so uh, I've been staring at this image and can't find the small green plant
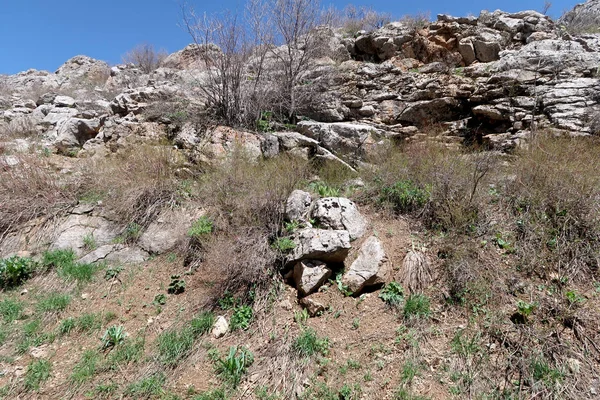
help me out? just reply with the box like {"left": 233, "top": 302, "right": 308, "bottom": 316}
{"left": 36, "top": 292, "right": 71, "bottom": 313}
{"left": 42, "top": 249, "right": 76, "bottom": 270}
{"left": 91, "top": 383, "right": 119, "bottom": 396}
{"left": 230, "top": 305, "right": 253, "bottom": 331}
{"left": 214, "top": 346, "right": 254, "bottom": 388}
{"left": 0, "top": 298, "right": 25, "bottom": 322}
{"left": 82, "top": 233, "right": 97, "bottom": 251}
{"left": 120, "top": 222, "right": 142, "bottom": 243}
{"left": 380, "top": 180, "right": 430, "bottom": 213}
{"left": 189, "top": 216, "right": 214, "bottom": 238}
{"left": 352, "top": 318, "right": 360, "bottom": 330}
{"left": 293, "top": 328, "right": 330, "bottom": 358}
{"left": 339, "top": 383, "right": 362, "bottom": 400}
{"left": 104, "top": 265, "right": 123, "bottom": 280}
{"left": 257, "top": 111, "right": 274, "bottom": 132}
{"left": 106, "top": 336, "right": 145, "bottom": 368}
{"left": 0, "top": 255, "right": 35, "bottom": 288}
{"left": 24, "top": 359, "right": 52, "bottom": 391}
{"left": 294, "top": 309, "right": 309, "bottom": 325}
{"left": 153, "top": 293, "right": 167, "bottom": 306}
{"left": 403, "top": 294, "right": 430, "bottom": 319}
{"left": 566, "top": 290, "right": 584, "bottom": 306}
{"left": 101, "top": 325, "right": 126, "bottom": 349}
{"left": 167, "top": 275, "right": 186, "bottom": 294}
{"left": 71, "top": 350, "right": 101, "bottom": 384}
{"left": 400, "top": 360, "right": 421, "bottom": 385}
{"left": 284, "top": 220, "right": 302, "bottom": 233}
{"left": 125, "top": 373, "right": 166, "bottom": 397}
{"left": 218, "top": 291, "right": 237, "bottom": 310}
{"left": 379, "top": 281, "right": 404, "bottom": 307}
{"left": 335, "top": 273, "right": 352, "bottom": 297}
{"left": 517, "top": 300, "right": 536, "bottom": 319}
{"left": 530, "top": 357, "right": 564, "bottom": 387}
{"left": 309, "top": 181, "right": 340, "bottom": 197}
{"left": 42, "top": 249, "right": 98, "bottom": 282}
{"left": 493, "top": 232, "right": 515, "bottom": 253}
{"left": 272, "top": 237, "right": 296, "bottom": 253}
{"left": 58, "top": 317, "right": 77, "bottom": 335}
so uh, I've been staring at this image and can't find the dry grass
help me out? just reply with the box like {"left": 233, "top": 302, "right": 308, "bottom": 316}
{"left": 0, "top": 155, "right": 80, "bottom": 241}
{"left": 0, "top": 116, "right": 38, "bottom": 140}
{"left": 83, "top": 145, "right": 187, "bottom": 230}
{"left": 399, "top": 250, "right": 432, "bottom": 294}
{"left": 504, "top": 134, "right": 600, "bottom": 280}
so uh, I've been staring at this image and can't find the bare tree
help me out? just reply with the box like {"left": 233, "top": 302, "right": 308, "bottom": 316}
{"left": 122, "top": 43, "right": 168, "bottom": 73}
{"left": 542, "top": 1, "right": 552, "bottom": 15}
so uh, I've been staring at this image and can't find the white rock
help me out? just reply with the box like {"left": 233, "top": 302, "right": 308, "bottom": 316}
{"left": 212, "top": 316, "right": 229, "bottom": 338}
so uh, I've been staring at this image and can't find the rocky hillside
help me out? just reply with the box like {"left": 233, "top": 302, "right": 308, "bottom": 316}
{"left": 1, "top": 2, "right": 600, "bottom": 400}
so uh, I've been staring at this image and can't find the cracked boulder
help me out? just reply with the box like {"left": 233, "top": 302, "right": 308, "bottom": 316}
{"left": 293, "top": 260, "right": 332, "bottom": 297}
{"left": 311, "top": 197, "right": 367, "bottom": 240}
{"left": 287, "top": 228, "right": 351, "bottom": 265}
{"left": 342, "top": 236, "right": 388, "bottom": 295}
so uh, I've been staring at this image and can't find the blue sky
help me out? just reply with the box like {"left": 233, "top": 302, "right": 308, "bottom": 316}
{"left": 0, "top": 0, "right": 581, "bottom": 74}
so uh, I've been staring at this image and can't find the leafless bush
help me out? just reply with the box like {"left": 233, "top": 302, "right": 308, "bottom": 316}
{"left": 183, "top": 0, "right": 329, "bottom": 127}
{"left": 400, "top": 11, "right": 431, "bottom": 31}
{"left": 400, "top": 250, "right": 432, "bottom": 294}
{"left": 332, "top": 4, "right": 392, "bottom": 36}
{"left": 122, "top": 43, "right": 168, "bottom": 74}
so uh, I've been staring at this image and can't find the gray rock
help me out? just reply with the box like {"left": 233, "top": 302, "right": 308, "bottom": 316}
{"left": 55, "top": 118, "right": 101, "bottom": 150}
{"left": 285, "top": 190, "right": 313, "bottom": 223}
{"left": 299, "top": 297, "right": 326, "bottom": 317}
{"left": 297, "top": 121, "right": 384, "bottom": 156}
{"left": 311, "top": 197, "right": 367, "bottom": 240}
{"left": 51, "top": 214, "right": 119, "bottom": 257}
{"left": 53, "top": 95, "right": 76, "bottom": 108}
{"left": 288, "top": 228, "right": 351, "bottom": 265}
{"left": 293, "top": 260, "right": 332, "bottom": 296}
{"left": 212, "top": 316, "right": 228, "bottom": 338}
{"left": 342, "top": 236, "right": 388, "bottom": 295}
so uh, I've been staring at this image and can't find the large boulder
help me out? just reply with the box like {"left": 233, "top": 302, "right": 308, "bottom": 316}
{"left": 293, "top": 260, "right": 332, "bottom": 296}
{"left": 287, "top": 228, "right": 351, "bottom": 265}
{"left": 297, "top": 121, "right": 385, "bottom": 157}
{"left": 342, "top": 236, "right": 388, "bottom": 295}
{"left": 311, "top": 197, "right": 367, "bottom": 240}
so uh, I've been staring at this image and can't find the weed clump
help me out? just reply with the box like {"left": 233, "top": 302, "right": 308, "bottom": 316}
{"left": 0, "top": 256, "right": 35, "bottom": 289}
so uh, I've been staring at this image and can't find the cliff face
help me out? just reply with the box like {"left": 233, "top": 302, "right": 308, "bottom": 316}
{"left": 559, "top": 0, "right": 600, "bottom": 32}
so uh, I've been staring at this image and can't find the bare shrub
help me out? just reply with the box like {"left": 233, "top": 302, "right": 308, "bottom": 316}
{"left": 197, "top": 152, "right": 310, "bottom": 304}
{"left": 122, "top": 43, "right": 168, "bottom": 74}
{"left": 334, "top": 4, "right": 392, "bottom": 36}
{"left": 400, "top": 11, "right": 431, "bottom": 31}
{"left": 83, "top": 145, "right": 185, "bottom": 229}
{"left": 183, "top": 0, "right": 329, "bottom": 127}
{"left": 504, "top": 134, "right": 600, "bottom": 280}
{"left": 0, "top": 156, "right": 80, "bottom": 241}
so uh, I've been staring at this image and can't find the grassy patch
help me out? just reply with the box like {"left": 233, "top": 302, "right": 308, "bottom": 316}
{"left": 124, "top": 373, "right": 166, "bottom": 397}
{"left": 0, "top": 298, "right": 25, "bottom": 322}
{"left": 24, "top": 359, "right": 52, "bottom": 391}
{"left": 71, "top": 350, "right": 101, "bottom": 385}
{"left": 42, "top": 249, "right": 99, "bottom": 282}
{"left": 36, "top": 292, "right": 71, "bottom": 313}
{"left": 214, "top": 346, "right": 254, "bottom": 388}
{"left": 106, "top": 336, "right": 145, "bottom": 369}
{"left": 403, "top": 294, "right": 430, "bottom": 320}
{"left": 292, "top": 328, "right": 330, "bottom": 358}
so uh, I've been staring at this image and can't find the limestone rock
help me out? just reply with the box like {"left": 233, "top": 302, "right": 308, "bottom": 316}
{"left": 54, "top": 117, "right": 102, "bottom": 151}
{"left": 285, "top": 190, "right": 313, "bottom": 223}
{"left": 293, "top": 260, "right": 332, "bottom": 297}
{"left": 342, "top": 236, "right": 388, "bottom": 295}
{"left": 311, "top": 197, "right": 367, "bottom": 240}
{"left": 212, "top": 316, "right": 228, "bottom": 338}
{"left": 288, "top": 228, "right": 351, "bottom": 265}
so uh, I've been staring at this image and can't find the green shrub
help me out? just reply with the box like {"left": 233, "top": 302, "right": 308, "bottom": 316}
{"left": 42, "top": 249, "right": 76, "bottom": 269}
{"left": 104, "top": 265, "right": 123, "bottom": 280}
{"left": 0, "top": 298, "right": 25, "bottom": 322}
{"left": 167, "top": 274, "right": 186, "bottom": 294}
{"left": 189, "top": 216, "right": 214, "bottom": 238}
{"left": 292, "top": 328, "right": 330, "bottom": 358}
{"left": 36, "top": 292, "right": 71, "bottom": 313}
{"left": 308, "top": 181, "right": 340, "bottom": 197}
{"left": 230, "top": 305, "right": 253, "bottom": 331}
{"left": 379, "top": 281, "right": 404, "bottom": 307}
{"left": 403, "top": 294, "right": 430, "bottom": 319}
{"left": 339, "top": 383, "right": 362, "bottom": 400}
{"left": 0, "top": 256, "right": 35, "bottom": 288}
{"left": 379, "top": 180, "right": 430, "bottom": 213}
{"left": 24, "top": 359, "right": 51, "bottom": 391}
{"left": 214, "top": 346, "right": 254, "bottom": 388}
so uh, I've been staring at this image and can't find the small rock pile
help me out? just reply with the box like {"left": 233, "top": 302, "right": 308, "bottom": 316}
{"left": 283, "top": 190, "right": 389, "bottom": 308}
